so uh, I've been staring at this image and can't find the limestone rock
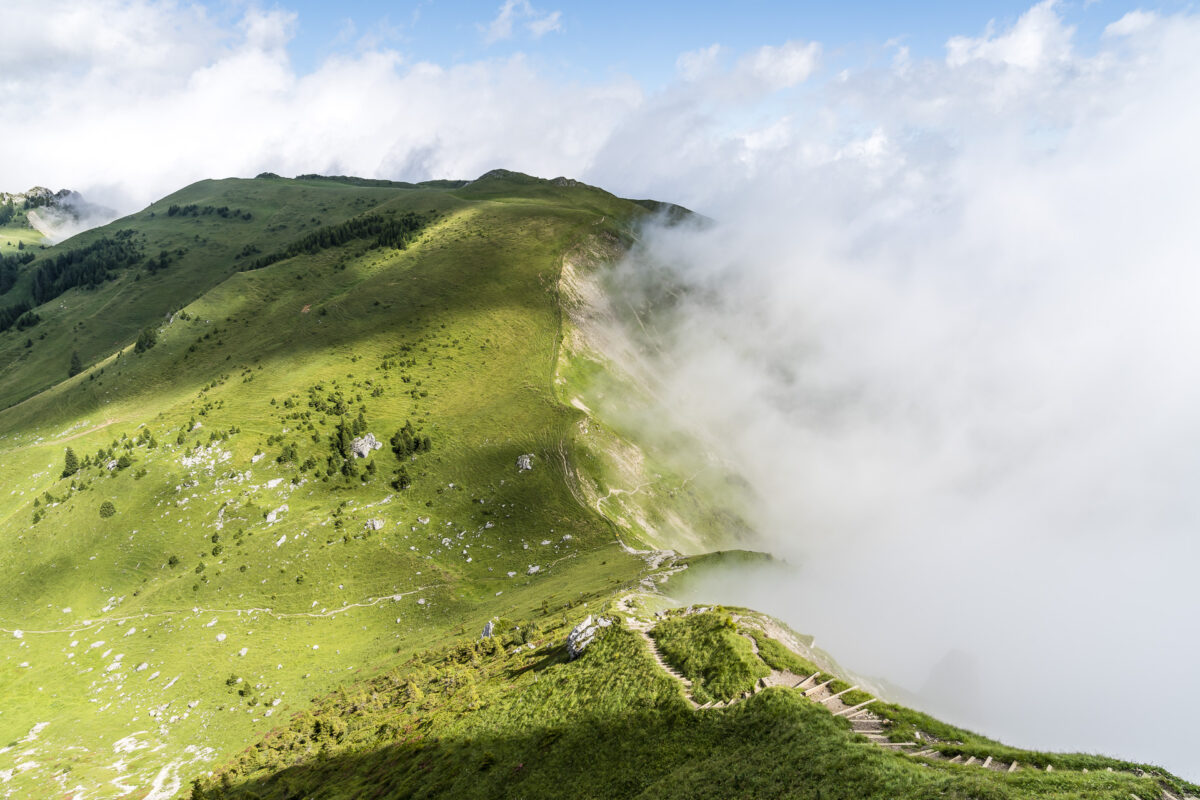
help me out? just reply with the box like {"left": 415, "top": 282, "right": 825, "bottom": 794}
{"left": 481, "top": 620, "right": 495, "bottom": 639}
{"left": 351, "top": 433, "right": 382, "bottom": 458}
{"left": 516, "top": 453, "right": 534, "bottom": 472}
{"left": 566, "top": 615, "right": 611, "bottom": 660}
{"left": 366, "top": 518, "right": 384, "bottom": 531}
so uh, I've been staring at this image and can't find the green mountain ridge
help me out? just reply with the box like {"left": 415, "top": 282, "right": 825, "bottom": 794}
{"left": 0, "top": 172, "right": 1192, "bottom": 800}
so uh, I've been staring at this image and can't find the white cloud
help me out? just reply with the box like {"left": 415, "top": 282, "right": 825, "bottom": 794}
{"left": 584, "top": 4, "right": 1200, "bottom": 782}
{"left": 945, "top": 0, "right": 1073, "bottom": 70}
{"left": 527, "top": 9, "right": 562, "bottom": 38}
{"left": 736, "top": 40, "right": 821, "bottom": 88}
{"left": 676, "top": 43, "right": 724, "bottom": 81}
{"left": 481, "top": 0, "right": 562, "bottom": 44}
{"left": 1105, "top": 9, "right": 1157, "bottom": 37}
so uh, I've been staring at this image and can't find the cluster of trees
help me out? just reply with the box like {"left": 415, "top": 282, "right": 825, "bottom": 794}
{"left": 145, "top": 247, "right": 183, "bottom": 274}
{"left": 243, "top": 211, "right": 426, "bottom": 271}
{"left": 391, "top": 420, "right": 431, "bottom": 459}
{"left": 166, "top": 204, "right": 252, "bottom": 220}
{"left": 390, "top": 420, "right": 431, "bottom": 490}
{"left": 22, "top": 191, "right": 56, "bottom": 210}
{"left": 328, "top": 411, "right": 372, "bottom": 477}
{"left": 30, "top": 229, "right": 143, "bottom": 305}
{"left": 0, "top": 250, "right": 35, "bottom": 294}
{"left": 0, "top": 251, "right": 38, "bottom": 332}
{"left": 0, "top": 301, "right": 31, "bottom": 333}
{"left": 135, "top": 326, "right": 158, "bottom": 353}
{"left": 0, "top": 198, "right": 16, "bottom": 225}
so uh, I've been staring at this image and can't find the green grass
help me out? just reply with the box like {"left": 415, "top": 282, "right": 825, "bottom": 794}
{"left": 0, "top": 224, "right": 44, "bottom": 254}
{"left": 650, "top": 609, "right": 769, "bottom": 704}
{"left": 188, "top": 621, "right": 1178, "bottom": 800}
{"left": 0, "top": 173, "right": 654, "bottom": 797}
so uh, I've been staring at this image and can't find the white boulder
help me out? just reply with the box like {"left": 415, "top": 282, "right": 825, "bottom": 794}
{"left": 566, "top": 615, "right": 611, "bottom": 660}
{"left": 351, "top": 433, "right": 382, "bottom": 459}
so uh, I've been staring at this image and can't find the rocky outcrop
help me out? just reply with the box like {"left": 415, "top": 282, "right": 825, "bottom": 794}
{"left": 352, "top": 433, "right": 382, "bottom": 458}
{"left": 365, "top": 518, "right": 384, "bottom": 531}
{"left": 567, "top": 615, "right": 611, "bottom": 660}
{"left": 516, "top": 454, "right": 534, "bottom": 471}
{"left": 481, "top": 620, "right": 495, "bottom": 639}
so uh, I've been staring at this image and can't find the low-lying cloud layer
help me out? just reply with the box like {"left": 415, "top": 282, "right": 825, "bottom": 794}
{"left": 600, "top": 4, "right": 1200, "bottom": 780}
{"left": 7, "top": 0, "right": 1200, "bottom": 780}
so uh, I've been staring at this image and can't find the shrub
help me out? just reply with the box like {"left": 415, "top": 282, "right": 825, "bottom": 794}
{"left": 99, "top": 501, "right": 116, "bottom": 518}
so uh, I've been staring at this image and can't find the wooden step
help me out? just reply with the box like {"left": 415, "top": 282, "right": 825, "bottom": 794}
{"left": 834, "top": 699, "right": 876, "bottom": 717}
{"left": 820, "top": 685, "right": 860, "bottom": 704}
{"left": 794, "top": 671, "right": 821, "bottom": 689}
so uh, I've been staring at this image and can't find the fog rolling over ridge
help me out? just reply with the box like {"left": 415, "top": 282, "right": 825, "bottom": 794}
{"left": 600, "top": 20, "right": 1200, "bottom": 777}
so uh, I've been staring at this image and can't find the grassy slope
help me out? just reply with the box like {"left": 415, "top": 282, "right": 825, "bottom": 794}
{"left": 189, "top": 613, "right": 1187, "bottom": 800}
{"left": 0, "top": 172, "right": 1193, "bottom": 799}
{"left": 0, "top": 225, "right": 44, "bottom": 255}
{"left": 0, "top": 177, "right": 417, "bottom": 410}
{"left": 0, "top": 173, "right": 649, "bottom": 798}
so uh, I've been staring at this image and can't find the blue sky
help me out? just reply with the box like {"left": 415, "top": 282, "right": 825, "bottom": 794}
{"left": 215, "top": 0, "right": 1183, "bottom": 83}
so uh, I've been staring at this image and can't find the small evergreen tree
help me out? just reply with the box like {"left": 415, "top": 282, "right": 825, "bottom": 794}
{"left": 134, "top": 326, "right": 157, "bottom": 353}
{"left": 62, "top": 447, "right": 79, "bottom": 478}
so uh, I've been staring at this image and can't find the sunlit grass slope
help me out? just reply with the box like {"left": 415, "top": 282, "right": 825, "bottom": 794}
{"left": 0, "top": 171, "right": 652, "bottom": 797}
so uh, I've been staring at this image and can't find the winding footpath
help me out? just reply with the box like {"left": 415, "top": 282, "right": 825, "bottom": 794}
{"left": 619, "top": 603, "right": 1196, "bottom": 800}
{"left": 0, "top": 583, "right": 447, "bottom": 636}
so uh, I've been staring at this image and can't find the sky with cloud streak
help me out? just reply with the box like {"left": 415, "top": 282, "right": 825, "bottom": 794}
{"left": 5, "top": 0, "right": 1200, "bottom": 780}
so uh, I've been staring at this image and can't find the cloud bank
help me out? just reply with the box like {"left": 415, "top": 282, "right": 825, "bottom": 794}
{"left": 597, "top": 2, "right": 1200, "bottom": 780}
{"left": 6, "top": 0, "right": 1200, "bottom": 780}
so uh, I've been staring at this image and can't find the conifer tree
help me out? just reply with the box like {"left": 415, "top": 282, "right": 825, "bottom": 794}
{"left": 62, "top": 447, "right": 79, "bottom": 478}
{"left": 68, "top": 350, "right": 82, "bottom": 377}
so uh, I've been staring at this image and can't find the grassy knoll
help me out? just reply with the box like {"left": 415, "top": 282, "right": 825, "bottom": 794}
{"left": 651, "top": 609, "right": 769, "bottom": 703}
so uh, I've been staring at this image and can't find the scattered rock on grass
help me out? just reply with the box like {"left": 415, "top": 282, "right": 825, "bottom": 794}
{"left": 567, "top": 615, "right": 611, "bottom": 659}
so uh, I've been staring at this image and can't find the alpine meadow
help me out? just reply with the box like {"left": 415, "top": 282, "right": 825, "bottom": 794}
{"left": 0, "top": 171, "right": 1192, "bottom": 799}
{"left": 5, "top": 1, "right": 1200, "bottom": 798}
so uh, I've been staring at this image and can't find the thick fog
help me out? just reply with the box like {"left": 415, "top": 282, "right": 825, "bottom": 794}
{"left": 598, "top": 7, "right": 1200, "bottom": 780}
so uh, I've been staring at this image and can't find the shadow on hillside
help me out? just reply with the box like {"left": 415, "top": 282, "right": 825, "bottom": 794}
{"left": 186, "top": 686, "right": 1147, "bottom": 800}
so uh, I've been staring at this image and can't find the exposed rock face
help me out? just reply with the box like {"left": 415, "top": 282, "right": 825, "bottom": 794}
{"left": 351, "top": 433, "right": 382, "bottom": 458}
{"left": 366, "top": 518, "right": 384, "bottom": 531}
{"left": 481, "top": 620, "right": 495, "bottom": 639}
{"left": 516, "top": 454, "right": 534, "bottom": 472}
{"left": 567, "top": 615, "right": 611, "bottom": 660}
{"left": 266, "top": 504, "right": 288, "bottom": 524}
